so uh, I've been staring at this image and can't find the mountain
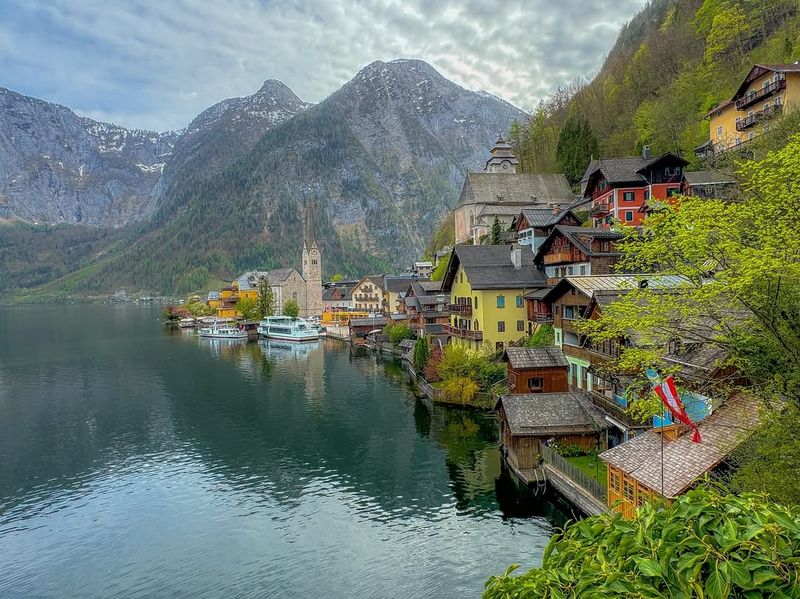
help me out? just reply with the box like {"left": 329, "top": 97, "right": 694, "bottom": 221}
{"left": 0, "top": 87, "right": 178, "bottom": 226}
{"left": 6, "top": 58, "right": 525, "bottom": 296}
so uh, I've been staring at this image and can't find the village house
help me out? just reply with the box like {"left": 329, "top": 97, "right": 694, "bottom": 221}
{"left": 501, "top": 346, "right": 569, "bottom": 394}
{"left": 349, "top": 316, "right": 389, "bottom": 345}
{"left": 384, "top": 275, "right": 422, "bottom": 314}
{"left": 600, "top": 396, "right": 760, "bottom": 518}
{"left": 682, "top": 170, "right": 739, "bottom": 199}
{"left": 440, "top": 244, "right": 548, "bottom": 351}
{"left": 696, "top": 63, "right": 800, "bottom": 158}
{"left": 454, "top": 137, "right": 574, "bottom": 245}
{"left": 351, "top": 276, "right": 386, "bottom": 313}
{"left": 581, "top": 149, "right": 689, "bottom": 227}
{"left": 533, "top": 225, "right": 624, "bottom": 286}
{"left": 497, "top": 392, "right": 610, "bottom": 477}
{"left": 322, "top": 280, "right": 357, "bottom": 313}
{"left": 511, "top": 206, "right": 582, "bottom": 254}
{"left": 410, "top": 261, "right": 434, "bottom": 277}
{"left": 400, "top": 279, "right": 450, "bottom": 336}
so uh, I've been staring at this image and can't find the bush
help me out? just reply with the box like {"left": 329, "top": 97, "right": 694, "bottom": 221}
{"left": 440, "top": 376, "right": 479, "bottom": 405}
{"left": 424, "top": 346, "right": 443, "bottom": 382}
{"left": 412, "top": 336, "right": 430, "bottom": 371}
{"left": 283, "top": 299, "right": 300, "bottom": 318}
{"left": 384, "top": 322, "right": 413, "bottom": 345}
{"left": 525, "top": 324, "right": 555, "bottom": 347}
{"left": 436, "top": 344, "right": 505, "bottom": 392}
{"left": 236, "top": 297, "right": 260, "bottom": 320}
{"left": 186, "top": 301, "right": 213, "bottom": 317}
{"left": 163, "top": 305, "right": 189, "bottom": 321}
{"left": 484, "top": 487, "right": 800, "bottom": 598}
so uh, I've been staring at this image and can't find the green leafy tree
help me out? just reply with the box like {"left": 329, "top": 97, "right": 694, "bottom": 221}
{"left": 236, "top": 296, "right": 260, "bottom": 320}
{"left": 412, "top": 336, "right": 430, "bottom": 371}
{"left": 257, "top": 279, "right": 275, "bottom": 318}
{"left": 556, "top": 116, "right": 599, "bottom": 185}
{"left": 524, "top": 324, "right": 555, "bottom": 347}
{"left": 484, "top": 487, "right": 800, "bottom": 598}
{"left": 430, "top": 253, "right": 449, "bottom": 281}
{"left": 384, "top": 322, "right": 413, "bottom": 345}
{"left": 329, "top": 273, "right": 345, "bottom": 282}
{"left": 186, "top": 301, "right": 213, "bottom": 317}
{"left": 283, "top": 299, "right": 300, "bottom": 318}
{"left": 489, "top": 216, "right": 503, "bottom": 245}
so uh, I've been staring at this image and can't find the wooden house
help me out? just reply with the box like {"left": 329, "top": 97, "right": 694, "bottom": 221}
{"left": 400, "top": 279, "right": 451, "bottom": 336}
{"left": 502, "top": 347, "right": 569, "bottom": 394}
{"left": 349, "top": 316, "right": 389, "bottom": 344}
{"left": 600, "top": 396, "right": 760, "bottom": 518}
{"left": 533, "top": 225, "right": 623, "bottom": 286}
{"left": 497, "top": 392, "right": 610, "bottom": 473}
{"left": 511, "top": 206, "right": 582, "bottom": 253}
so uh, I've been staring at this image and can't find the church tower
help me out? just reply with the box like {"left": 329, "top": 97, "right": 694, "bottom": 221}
{"left": 302, "top": 239, "right": 323, "bottom": 317}
{"left": 484, "top": 134, "right": 520, "bottom": 173}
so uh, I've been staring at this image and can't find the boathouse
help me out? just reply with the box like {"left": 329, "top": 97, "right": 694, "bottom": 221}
{"left": 502, "top": 346, "right": 569, "bottom": 394}
{"left": 497, "top": 392, "right": 609, "bottom": 473}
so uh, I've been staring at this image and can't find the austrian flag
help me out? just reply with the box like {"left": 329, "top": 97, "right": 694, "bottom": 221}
{"left": 651, "top": 375, "right": 702, "bottom": 443}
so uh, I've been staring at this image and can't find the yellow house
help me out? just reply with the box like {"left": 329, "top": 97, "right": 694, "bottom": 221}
{"left": 700, "top": 63, "right": 800, "bottom": 156}
{"left": 441, "top": 245, "right": 548, "bottom": 351}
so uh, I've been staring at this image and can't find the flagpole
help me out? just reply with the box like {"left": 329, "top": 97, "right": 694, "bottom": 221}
{"left": 660, "top": 407, "right": 665, "bottom": 498}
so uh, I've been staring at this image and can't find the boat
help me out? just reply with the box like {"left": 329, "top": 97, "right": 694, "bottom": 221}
{"left": 197, "top": 322, "right": 248, "bottom": 339}
{"left": 178, "top": 317, "right": 196, "bottom": 328}
{"left": 257, "top": 316, "right": 320, "bottom": 341}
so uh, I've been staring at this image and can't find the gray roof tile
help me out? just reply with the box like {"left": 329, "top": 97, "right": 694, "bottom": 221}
{"left": 503, "top": 347, "right": 569, "bottom": 369}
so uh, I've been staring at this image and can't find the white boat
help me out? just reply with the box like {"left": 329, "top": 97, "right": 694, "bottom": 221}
{"left": 257, "top": 316, "right": 320, "bottom": 341}
{"left": 197, "top": 322, "right": 248, "bottom": 339}
{"left": 178, "top": 317, "right": 196, "bottom": 328}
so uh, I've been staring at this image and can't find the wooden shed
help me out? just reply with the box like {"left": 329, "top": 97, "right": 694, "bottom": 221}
{"left": 497, "top": 392, "right": 610, "bottom": 472}
{"left": 502, "top": 346, "right": 569, "bottom": 394}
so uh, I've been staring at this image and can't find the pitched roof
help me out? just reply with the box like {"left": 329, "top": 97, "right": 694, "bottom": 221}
{"left": 533, "top": 225, "right": 623, "bottom": 264}
{"left": 540, "top": 274, "right": 689, "bottom": 304}
{"left": 443, "top": 244, "right": 547, "bottom": 290}
{"left": 398, "top": 339, "right": 416, "bottom": 350}
{"left": 384, "top": 275, "right": 425, "bottom": 293}
{"left": 498, "top": 392, "right": 610, "bottom": 436}
{"left": 457, "top": 172, "right": 574, "bottom": 207}
{"left": 322, "top": 285, "right": 354, "bottom": 301}
{"left": 515, "top": 207, "right": 579, "bottom": 229}
{"left": 600, "top": 396, "right": 761, "bottom": 497}
{"left": 684, "top": 170, "right": 737, "bottom": 186}
{"left": 580, "top": 153, "right": 688, "bottom": 194}
{"left": 419, "top": 280, "right": 442, "bottom": 293}
{"left": 350, "top": 317, "right": 389, "bottom": 327}
{"left": 503, "top": 347, "right": 569, "bottom": 369}
{"left": 733, "top": 63, "right": 800, "bottom": 98}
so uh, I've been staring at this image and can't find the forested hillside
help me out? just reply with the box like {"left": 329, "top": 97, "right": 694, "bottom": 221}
{"left": 511, "top": 0, "right": 800, "bottom": 179}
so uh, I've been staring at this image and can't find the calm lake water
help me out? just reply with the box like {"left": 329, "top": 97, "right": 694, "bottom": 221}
{"left": 0, "top": 305, "right": 559, "bottom": 598}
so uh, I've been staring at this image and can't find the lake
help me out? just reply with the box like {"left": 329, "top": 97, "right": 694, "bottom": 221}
{"left": 0, "top": 305, "right": 559, "bottom": 598}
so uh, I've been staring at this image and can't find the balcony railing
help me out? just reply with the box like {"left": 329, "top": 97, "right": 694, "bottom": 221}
{"left": 589, "top": 391, "right": 647, "bottom": 429}
{"left": 736, "top": 103, "right": 783, "bottom": 131}
{"left": 592, "top": 202, "right": 611, "bottom": 216}
{"left": 449, "top": 304, "right": 472, "bottom": 316}
{"left": 442, "top": 324, "right": 483, "bottom": 341}
{"left": 735, "top": 78, "right": 786, "bottom": 110}
{"left": 543, "top": 249, "right": 573, "bottom": 265}
{"left": 535, "top": 313, "right": 553, "bottom": 323}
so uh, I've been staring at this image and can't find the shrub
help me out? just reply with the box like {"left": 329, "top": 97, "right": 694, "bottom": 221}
{"left": 440, "top": 376, "right": 479, "bottom": 406}
{"left": 283, "top": 299, "right": 300, "bottom": 318}
{"left": 384, "top": 322, "right": 413, "bottom": 345}
{"left": 412, "top": 336, "right": 430, "bottom": 371}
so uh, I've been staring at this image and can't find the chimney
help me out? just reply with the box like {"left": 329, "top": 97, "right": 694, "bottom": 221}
{"left": 642, "top": 145, "right": 651, "bottom": 160}
{"left": 511, "top": 246, "right": 522, "bottom": 270}
{"left": 552, "top": 205, "right": 561, "bottom": 215}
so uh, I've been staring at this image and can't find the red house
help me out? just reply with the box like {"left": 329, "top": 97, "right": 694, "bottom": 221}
{"left": 581, "top": 149, "right": 688, "bottom": 227}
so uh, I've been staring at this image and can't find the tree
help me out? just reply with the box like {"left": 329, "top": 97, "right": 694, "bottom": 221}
{"left": 430, "top": 253, "right": 449, "bottom": 281}
{"left": 412, "top": 336, "right": 430, "bottom": 371}
{"left": 524, "top": 324, "right": 554, "bottom": 347}
{"left": 330, "top": 273, "right": 345, "bottom": 282}
{"left": 578, "top": 134, "right": 800, "bottom": 502}
{"left": 283, "top": 299, "right": 300, "bottom": 318}
{"left": 489, "top": 216, "right": 503, "bottom": 245}
{"left": 236, "top": 296, "right": 260, "bottom": 320}
{"left": 484, "top": 487, "right": 800, "bottom": 598}
{"left": 162, "top": 305, "right": 189, "bottom": 321}
{"left": 257, "top": 279, "right": 275, "bottom": 318}
{"left": 556, "top": 116, "right": 599, "bottom": 186}
{"left": 384, "top": 322, "right": 412, "bottom": 345}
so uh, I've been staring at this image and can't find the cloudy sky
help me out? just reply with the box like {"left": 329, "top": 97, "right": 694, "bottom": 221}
{"left": 0, "top": 0, "right": 646, "bottom": 132}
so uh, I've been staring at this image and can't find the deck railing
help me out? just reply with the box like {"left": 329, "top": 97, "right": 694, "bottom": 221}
{"left": 735, "top": 78, "right": 785, "bottom": 110}
{"left": 442, "top": 324, "right": 483, "bottom": 340}
{"left": 539, "top": 444, "right": 607, "bottom": 503}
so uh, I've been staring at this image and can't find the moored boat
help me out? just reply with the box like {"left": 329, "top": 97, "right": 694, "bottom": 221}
{"left": 257, "top": 316, "right": 320, "bottom": 341}
{"left": 197, "top": 322, "right": 248, "bottom": 339}
{"left": 178, "top": 317, "right": 196, "bottom": 328}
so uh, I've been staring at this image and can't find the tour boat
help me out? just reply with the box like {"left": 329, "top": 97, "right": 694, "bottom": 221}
{"left": 197, "top": 322, "right": 248, "bottom": 339}
{"left": 178, "top": 317, "right": 196, "bottom": 328}
{"left": 257, "top": 316, "right": 320, "bottom": 341}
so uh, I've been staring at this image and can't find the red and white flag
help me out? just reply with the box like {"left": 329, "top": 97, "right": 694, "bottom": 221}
{"left": 651, "top": 375, "right": 701, "bottom": 443}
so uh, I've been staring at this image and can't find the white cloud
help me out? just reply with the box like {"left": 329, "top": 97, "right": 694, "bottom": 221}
{"left": 0, "top": 0, "right": 647, "bottom": 131}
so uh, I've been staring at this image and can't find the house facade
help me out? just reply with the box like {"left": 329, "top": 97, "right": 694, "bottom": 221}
{"left": 581, "top": 151, "right": 688, "bottom": 227}
{"left": 351, "top": 276, "right": 386, "bottom": 313}
{"left": 533, "top": 225, "right": 623, "bottom": 285}
{"left": 502, "top": 347, "right": 569, "bottom": 394}
{"left": 441, "top": 245, "right": 547, "bottom": 351}
{"left": 700, "top": 63, "right": 800, "bottom": 156}
{"left": 511, "top": 207, "right": 582, "bottom": 253}
{"left": 401, "top": 280, "right": 450, "bottom": 336}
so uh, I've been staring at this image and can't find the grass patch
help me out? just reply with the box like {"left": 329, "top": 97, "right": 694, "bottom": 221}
{"left": 566, "top": 455, "right": 607, "bottom": 488}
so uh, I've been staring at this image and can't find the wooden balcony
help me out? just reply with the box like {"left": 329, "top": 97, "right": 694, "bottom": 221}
{"left": 449, "top": 304, "right": 472, "bottom": 317}
{"left": 535, "top": 313, "right": 553, "bottom": 323}
{"left": 589, "top": 391, "right": 648, "bottom": 430}
{"left": 736, "top": 103, "right": 783, "bottom": 131}
{"left": 543, "top": 250, "right": 574, "bottom": 265}
{"left": 736, "top": 78, "right": 786, "bottom": 110}
{"left": 442, "top": 324, "right": 483, "bottom": 341}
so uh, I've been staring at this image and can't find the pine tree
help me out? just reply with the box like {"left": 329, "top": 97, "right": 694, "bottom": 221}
{"left": 556, "top": 116, "right": 599, "bottom": 186}
{"left": 257, "top": 279, "right": 275, "bottom": 318}
{"left": 489, "top": 216, "right": 503, "bottom": 245}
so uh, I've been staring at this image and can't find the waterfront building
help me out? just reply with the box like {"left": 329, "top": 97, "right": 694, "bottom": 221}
{"left": 600, "top": 396, "right": 760, "bottom": 518}
{"left": 400, "top": 279, "right": 450, "bottom": 336}
{"left": 501, "top": 347, "right": 569, "bottom": 394}
{"left": 696, "top": 63, "right": 800, "bottom": 158}
{"left": 351, "top": 276, "right": 387, "bottom": 313}
{"left": 322, "top": 280, "right": 358, "bottom": 313}
{"left": 440, "top": 244, "right": 547, "bottom": 351}
{"left": 454, "top": 137, "right": 573, "bottom": 245}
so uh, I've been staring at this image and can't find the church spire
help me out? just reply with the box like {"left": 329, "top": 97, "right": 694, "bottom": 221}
{"left": 484, "top": 134, "right": 519, "bottom": 173}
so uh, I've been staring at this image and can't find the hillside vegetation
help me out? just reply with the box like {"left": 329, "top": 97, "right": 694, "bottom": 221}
{"left": 511, "top": 0, "right": 800, "bottom": 176}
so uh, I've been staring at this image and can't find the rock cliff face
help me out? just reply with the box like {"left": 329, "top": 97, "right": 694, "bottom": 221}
{"left": 0, "top": 87, "right": 178, "bottom": 225}
{"left": 0, "top": 59, "right": 527, "bottom": 293}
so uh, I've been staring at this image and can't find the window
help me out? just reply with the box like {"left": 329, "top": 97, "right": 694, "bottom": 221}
{"left": 460, "top": 272, "right": 463, "bottom": 284}
{"left": 496, "top": 295, "right": 505, "bottom": 308}
{"left": 311, "top": 259, "right": 317, "bottom": 265}
{"left": 610, "top": 469, "right": 621, "bottom": 493}
{"left": 516, "top": 320, "right": 524, "bottom": 332}
{"left": 716, "top": 125, "right": 723, "bottom": 138}
{"left": 497, "top": 321, "right": 505, "bottom": 332}
{"left": 735, "top": 136, "right": 742, "bottom": 146}
{"left": 564, "top": 305, "right": 575, "bottom": 319}
{"left": 495, "top": 342, "right": 504, "bottom": 351}
{"left": 666, "top": 187, "right": 680, "bottom": 197}
{"left": 623, "top": 479, "right": 635, "bottom": 503}
{"left": 474, "top": 296, "right": 479, "bottom": 309}
{"left": 748, "top": 131, "right": 755, "bottom": 141}
{"left": 579, "top": 265, "right": 587, "bottom": 275}
{"left": 527, "top": 377, "right": 544, "bottom": 391}
{"left": 515, "top": 295, "right": 523, "bottom": 308}
{"left": 625, "top": 211, "right": 634, "bottom": 222}
{"left": 623, "top": 191, "right": 635, "bottom": 202}
{"left": 292, "top": 291, "right": 297, "bottom": 301}
{"left": 567, "top": 266, "right": 574, "bottom": 276}
{"left": 644, "top": 188, "right": 650, "bottom": 201}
